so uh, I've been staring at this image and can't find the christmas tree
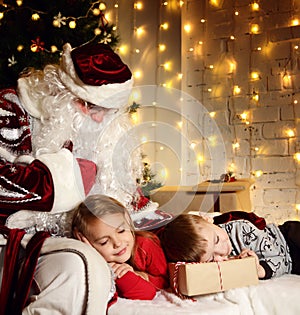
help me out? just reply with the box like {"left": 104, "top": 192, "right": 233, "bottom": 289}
{"left": 0, "top": 0, "right": 118, "bottom": 88}
{"left": 138, "top": 162, "right": 163, "bottom": 198}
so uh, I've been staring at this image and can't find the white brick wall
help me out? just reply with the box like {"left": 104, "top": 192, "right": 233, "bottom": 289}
{"left": 182, "top": 0, "right": 300, "bottom": 222}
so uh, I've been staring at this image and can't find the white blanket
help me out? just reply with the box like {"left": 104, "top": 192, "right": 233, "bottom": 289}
{"left": 108, "top": 274, "right": 300, "bottom": 315}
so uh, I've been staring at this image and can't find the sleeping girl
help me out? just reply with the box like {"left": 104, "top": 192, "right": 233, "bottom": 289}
{"left": 72, "top": 194, "right": 169, "bottom": 305}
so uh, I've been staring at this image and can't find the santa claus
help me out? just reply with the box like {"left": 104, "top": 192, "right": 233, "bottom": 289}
{"left": 0, "top": 42, "right": 138, "bottom": 228}
{"left": 0, "top": 42, "right": 137, "bottom": 314}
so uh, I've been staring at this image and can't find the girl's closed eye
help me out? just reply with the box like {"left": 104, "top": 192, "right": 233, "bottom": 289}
{"left": 99, "top": 238, "right": 109, "bottom": 246}
{"left": 215, "top": 235, "right": 219, "bottom": 245}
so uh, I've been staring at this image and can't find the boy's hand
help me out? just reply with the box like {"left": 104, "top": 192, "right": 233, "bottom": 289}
{"left": 109, "top": 262, "right": 134, "bottom": 278}
{"left": 238, "top": 248, "right": 266, "bottom": 278}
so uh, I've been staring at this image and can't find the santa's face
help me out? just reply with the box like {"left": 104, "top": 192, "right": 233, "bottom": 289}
{"left": 74, "top": 99, "right": 112, "bottom": 123}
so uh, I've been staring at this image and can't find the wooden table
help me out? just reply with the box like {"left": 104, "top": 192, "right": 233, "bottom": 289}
{"left": 151, "top": 179, "right": 253, "bottom": 214}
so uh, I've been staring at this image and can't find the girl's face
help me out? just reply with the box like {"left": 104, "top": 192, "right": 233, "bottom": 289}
{"left": 199, "top": 221, "right": 232, "bottom": 263}
{"left": 84, "top": 213, "right": 134, "bottom": 263}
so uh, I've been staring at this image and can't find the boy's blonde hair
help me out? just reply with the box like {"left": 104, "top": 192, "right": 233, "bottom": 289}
{"left": 159, "top": 214, "right": 209, "bottom": 262}
{"left": 71, "top": 194, "right": 135, "bottom": 239}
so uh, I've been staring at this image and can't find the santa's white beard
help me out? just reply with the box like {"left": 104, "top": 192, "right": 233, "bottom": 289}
{"left": 34, "top": 107, "right": 140, "bottom": 208}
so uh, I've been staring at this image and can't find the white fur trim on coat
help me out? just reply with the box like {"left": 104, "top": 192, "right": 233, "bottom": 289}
{"left": 37, "top": 148, "right": 85, "bottom": 213}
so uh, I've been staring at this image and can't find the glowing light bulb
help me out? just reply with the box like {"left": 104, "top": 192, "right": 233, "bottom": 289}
{"left": 31, "top": 13, "right": 40, "bottom": 21}
{"left": 235, "top": 11, "right": 239, "bottom": 15}
{"left": 292, "top": 19, "right": 299, "bottom": 26}
{"left": 118, "top": 45, "right": 128, "bottom": 55}
{"left": 136, "top": 27, "right": 144, "bottom": 36}
{"left": 99, "top": 2, "right": 106, "bottom": 10}
{"left": 179, "top": 1, "right": 184, "bottom": 7}
{"left": 294, "top": 152, "right": 300, "bottom": 161}
{"left": 177, "top": 121, "right": 183, "bottom": 129}
{"left": 184, "top": 24, "right": 191, "bottom": 33}
{"left": 197, "top": 155, "right": 204, "bottom": 162}
{"left": 161, "top": 22, "right": 169, "bottom": 30}
{"left": 94, "top": 28, "right": 101, "bottom": 35}
{"left": 190, "top": 142, "right": 196, "bottom": 150}
{"left": 253, "top": 93, "right": 259, "bottom": 102}
{"left": 251, "top": 3, "right": 259, "bottom": 11}
{"left": 163, "top": 61, "right": 171, "bottom": 71}
{"left": 240, "top": 112, "right": 248, "bottom": 120}
{"left": 93, "top": 8, "right": 100, "bottom": 16}
{"left": 251, "top": 71, "right": 260, "bottom": 80}
{"left": 17, "top": 45, "right": 24, "bottom": 52}
{"left": 177, "top": 73, "right": 183, "bottom": 79}
{"left": 232, "top": 142, "right": 240, "bottom": 149}
{"left": 134, "top": 70, "right": 142, "bottom": 79}
{"left": 200, "top": 19, "right": 206, "bottom": 23}
{"left": 286, "top": 129, "right": 295, "bottom": 137}
{"left": 51, "top": 46, "right": 58, "bottom": 53}
{"left": 0, "top": 13, "right": 3, "bottom": 20}
{"left": 294, "top": 100, "right": 298, "bottom": 104}
{"left": 233, "top": 85, "right": 241, "bottom": 95}
{"left": 250, "top": 24, "right": 259, "bottom": 34}
{"left": 159, "top": 44, "right": 166, "bottom": 52}
{"left": 69, "top": 20, "right": 76, "bottom": 29}
{"left": 16, "top": 0, "right": 23, "bottom": 5}
{"left": 134, "top": 2, "right": 143, "bottom": 10}
{"left": 209, "top": 111, "right": 216, "bottom": 118}
{"left": 254, "top": 170, "right": 263, "bottom": 177}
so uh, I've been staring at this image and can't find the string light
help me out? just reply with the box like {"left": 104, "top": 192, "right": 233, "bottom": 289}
{"left": 251, "top": 2, "right": 259, "bottom": 11}
{"left": 233, "top": 85, "right": 241, "bottom": 95}
{"left": 254, "top": 170, "right": 263, "bottom": 177}
{"left": 69, "top": 20, "right": 76, "bottom": 29}
{"left": 294, "top": 153, "right": 300, "bottom": 162}
{"left": 250, "top": 24, "right": 260, "bottom": 34}
{"left": 134, "top": 2, "right": 143, "bottom": 10}
{"left": 160, "top": 22, "right": 169, "bottom": 30}
{"left": 99, "top": 2, "right": 107, "bottom": 10}
{"left": 31, "top": 13, "right": 40, "bottom": 21}
{"left": 286, "top": 129, "right": 295, "bottom": 138}
{"left": 159, "top": 44, "right": 166, "bottom": 51}
{"left": 250, "top": 71, "right": 260, "bottom": 80}
{"left": 184, "top": 24, "right": 191, "bottom": 33}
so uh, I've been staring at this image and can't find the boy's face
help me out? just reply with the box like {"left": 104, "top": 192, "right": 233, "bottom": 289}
{"left": 199, "top": 221, "right": 232, "bottom": 263}
{"left": 84, "top": 213, "right": 134, "bottom": 263}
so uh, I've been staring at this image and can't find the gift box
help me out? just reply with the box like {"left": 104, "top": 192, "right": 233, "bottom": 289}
{"left": 169, "top": 256, "right": 259, "bottom": 297}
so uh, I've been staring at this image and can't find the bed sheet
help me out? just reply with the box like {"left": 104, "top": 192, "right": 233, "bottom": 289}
{"left": 108, "top": 274, "right": 300, "bottom": 315}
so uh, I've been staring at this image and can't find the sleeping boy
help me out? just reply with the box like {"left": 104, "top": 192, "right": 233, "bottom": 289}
{"left": 159, "top": 212, "right": 300, "bottom": 279}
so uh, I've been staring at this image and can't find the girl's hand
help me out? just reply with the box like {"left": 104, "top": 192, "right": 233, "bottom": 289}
{"left": 109, "top": 262, "right": 134, "bottom": 278}
{"left": 238, "top": 248, "right": 266, "bottom": 278}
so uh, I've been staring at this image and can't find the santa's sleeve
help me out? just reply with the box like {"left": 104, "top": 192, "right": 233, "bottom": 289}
{"left": 0, "top": 148, "right": 96, "bottom": 224}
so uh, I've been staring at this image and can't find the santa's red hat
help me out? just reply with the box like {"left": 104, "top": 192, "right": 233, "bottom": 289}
{"left": 58, "top": 42, "right": 133, "bottom": 109}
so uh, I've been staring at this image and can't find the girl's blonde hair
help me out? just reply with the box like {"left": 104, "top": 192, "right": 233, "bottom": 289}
{"left": 72, "top": 194, "right": 159, "bottom": 269}
{"left": 159, "top": 214, "right": 209, "bottom": 262}
{"left": 71, "top": 194, "right": 135, "bottom": 240}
